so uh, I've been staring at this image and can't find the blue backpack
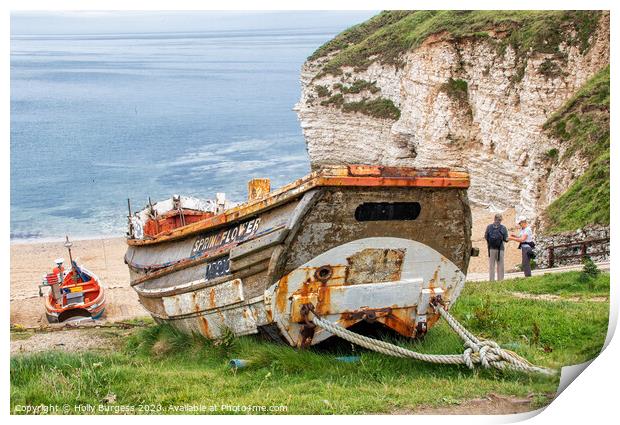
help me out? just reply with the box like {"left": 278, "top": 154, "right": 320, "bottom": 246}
{"left": 488, "top": 225, "right": 504, "bottom": 250}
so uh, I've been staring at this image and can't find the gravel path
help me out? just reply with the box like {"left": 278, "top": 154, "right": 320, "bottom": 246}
{"left": 10, "top": 328, "right": 129, "bottom": 355}
{"left": 467, "top": 262, "right": 610, "bottom": 282}
{"left": 395, "top": 393, "right": 552, "bottom": 415}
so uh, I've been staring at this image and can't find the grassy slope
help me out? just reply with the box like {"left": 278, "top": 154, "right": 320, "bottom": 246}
{"left": 11, "top": 271, "right": 609, "bottom": 414}
{"left": 310, "top": 11, "right": 601, "bottom": 76}
{"left": 543, "top": 66, "right": 610, "bottom": 233}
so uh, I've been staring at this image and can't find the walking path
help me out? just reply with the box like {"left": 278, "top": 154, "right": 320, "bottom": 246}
{"left": 466, "top": 262, "right": 610, "bottom": 282}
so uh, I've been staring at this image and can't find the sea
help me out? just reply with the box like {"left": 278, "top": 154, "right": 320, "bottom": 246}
{"left": 10, "top": 26, "right": 343, "bottom": 242}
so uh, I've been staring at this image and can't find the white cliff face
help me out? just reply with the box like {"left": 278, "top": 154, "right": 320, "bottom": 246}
{"left": 296, "top": 14, "right": 609, "bottom": 223}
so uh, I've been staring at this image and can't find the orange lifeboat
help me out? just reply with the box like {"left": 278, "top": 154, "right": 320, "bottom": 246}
{"left": 39, "top": 237, "right": 106, "bottom": 323}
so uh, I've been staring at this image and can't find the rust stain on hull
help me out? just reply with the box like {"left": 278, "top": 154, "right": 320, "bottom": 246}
{"left": 209, "top": 288, "right": 216, "bottom": 309}
{"left": 316, "top": 281, "right": 331, "bottom": 317}
{"left": 198, "top": 315, "right": 211, "bottom": 338}
{"left": 381, "top": 308, "right": 417, "bottom": 337}
{"left": 275, "top": 274, "right": 289, "bottom": 313}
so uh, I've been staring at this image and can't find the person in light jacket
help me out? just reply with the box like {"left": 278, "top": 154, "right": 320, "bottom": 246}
{"left": 509, "top": 216, "right": 535, "bottom": 277}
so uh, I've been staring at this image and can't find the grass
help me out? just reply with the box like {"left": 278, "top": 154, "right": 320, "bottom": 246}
{"left": 310, "top": 11, "right": 603, "bottom": 77}
{"left": 544, "top": 153, "right": 610, "bottom": 233}
{"left": 545, "top": 148, "right": 559, "bottom": 161}
{"left": 10, "top": 330, "right": 34, "bottom": 341}
{"left": 341, "top": 98, "right": 401, "bottom": 120}
{"left": 538, "top": 58, "right": 565, "bottom": 79}
{"left": 456, "top": 272, "right": 609, "bottom": 363}
{"left": 314, "top": 76, "right": 399, "bottom": 120}
{"left": 544, "top": 66, "right": 610, "bottom": 162}
{"left": 495, "top": 270, "right": 608, "bottom": 298}
{"left": 440, "top": 78, "right": 469, "bottom": 104}
{"left": 333, "top": 79, "right": 381, "bottom": 94}
{"left": 543, "top": 66, "right": 610, "bottom": 233}
{"left": 319, "top": 94, "right": 401, "bottom": 120}
{"left": 11, "top": 271, "right": 609, "bottom": 414}
{"left": 314, "top": 84, "right": 330, "bottom": 98}
{"left": 320, "top": 93, "right": 344, "bottom": 107}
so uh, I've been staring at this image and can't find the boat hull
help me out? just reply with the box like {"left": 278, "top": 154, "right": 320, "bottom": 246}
{"left": 126, "top": 176, "right": 472, "bottom": 346}
{"left": 44, "top": 267, "right": 106, "bottom": 323}
{"left": 46, "top": 305, "right": 106, "bottom": 324}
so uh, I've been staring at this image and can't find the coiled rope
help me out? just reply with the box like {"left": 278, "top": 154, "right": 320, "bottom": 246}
{"left": 309, "top": 303, "right": 556, "bottom": 375}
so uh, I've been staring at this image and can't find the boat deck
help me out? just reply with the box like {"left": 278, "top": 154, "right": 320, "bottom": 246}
{"left": 127, "top": 165, "right": 469, "bottom": 246}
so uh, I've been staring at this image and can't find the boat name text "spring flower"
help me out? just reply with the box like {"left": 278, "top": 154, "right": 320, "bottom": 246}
{"left": 190, "top": 218, "right": 261, "bottom": 256}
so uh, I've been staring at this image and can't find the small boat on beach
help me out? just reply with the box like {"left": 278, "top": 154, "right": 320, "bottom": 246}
{"left": 125, "top": 165, "right": 473, "bottom": 347}
{"left": 39, "top": 237, "right": 106, "bottom": 323}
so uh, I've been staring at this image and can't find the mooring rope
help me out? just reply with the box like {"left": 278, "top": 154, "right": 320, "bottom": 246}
{"left": 310, "top": 303, "right": 556, "bottom": 376}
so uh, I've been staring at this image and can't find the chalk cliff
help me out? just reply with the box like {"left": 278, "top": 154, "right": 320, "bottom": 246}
{"left": 295, "top": 11, "right": 610, "bottom": 225}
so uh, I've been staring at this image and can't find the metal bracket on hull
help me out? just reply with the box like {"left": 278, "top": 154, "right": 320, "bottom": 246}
{"left": 264, "top": 237, "right": 465, "bottom": 347}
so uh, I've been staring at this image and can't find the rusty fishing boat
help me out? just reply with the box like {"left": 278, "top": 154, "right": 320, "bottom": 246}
{"left": 39, "top": 237, "right": 106, "bottom": 323}
{"left": 125, "top": 165, "right": 473, "bottom": 347}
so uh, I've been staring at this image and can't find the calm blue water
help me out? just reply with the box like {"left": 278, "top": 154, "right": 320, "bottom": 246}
{"left": 10, "top": 28, "right": 338, "bottom": 241}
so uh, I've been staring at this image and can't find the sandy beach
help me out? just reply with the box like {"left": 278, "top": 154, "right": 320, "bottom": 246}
{"left": 10, "top": 207, "right": 525, "bottom": 327}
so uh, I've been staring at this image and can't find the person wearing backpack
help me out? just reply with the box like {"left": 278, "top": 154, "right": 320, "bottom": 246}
{"left": 484, "top": 213, "right": 509, "bottom": 281}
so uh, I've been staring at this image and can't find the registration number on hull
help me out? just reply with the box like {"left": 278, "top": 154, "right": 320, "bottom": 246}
{"left": 205, "top": 256, "right": 231, "bottom": 280}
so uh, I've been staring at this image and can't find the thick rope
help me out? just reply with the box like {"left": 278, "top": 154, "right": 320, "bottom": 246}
{"left": 310, "top": 303, "right": 556, "bottom": 376}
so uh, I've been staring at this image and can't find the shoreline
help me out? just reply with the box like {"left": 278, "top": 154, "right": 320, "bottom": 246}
{"left": 10, "top": 233, "right": 126, "bottom": 246}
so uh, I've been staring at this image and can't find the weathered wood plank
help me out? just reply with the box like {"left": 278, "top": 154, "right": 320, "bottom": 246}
{"left": 230, "top": 246, "right": 275, "bottom": 272}
{"left": 162, "top": 279, "right": 244, "bottom": 317}
{"left": 229, "top": 227, "right": 288, "bottom": 260}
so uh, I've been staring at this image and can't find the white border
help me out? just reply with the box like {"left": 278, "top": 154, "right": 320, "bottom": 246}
{"left": 3, "top": 1, "right": 617, "bottom": 424}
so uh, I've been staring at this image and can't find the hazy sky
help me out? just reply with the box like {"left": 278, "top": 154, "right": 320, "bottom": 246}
{"left": 11, "top": 11, "right": 378, "bottom": 35}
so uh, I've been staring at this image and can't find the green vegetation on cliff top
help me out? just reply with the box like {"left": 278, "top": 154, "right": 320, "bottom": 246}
{"left": 543, "top": 66, "right": 610, "bottom": 233}
{"left": 310, "top": 10, "right": 602, "bottom": 76}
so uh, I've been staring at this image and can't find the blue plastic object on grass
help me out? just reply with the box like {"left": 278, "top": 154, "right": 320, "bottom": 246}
{"left": 229, "top": 359, "right": 250, "bottom": 369}
{"left": 335, "top": 356, "right": 360, "bottom": 363}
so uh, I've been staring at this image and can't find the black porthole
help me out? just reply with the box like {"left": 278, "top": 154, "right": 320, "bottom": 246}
{"left": 354, "top": 202, "right": 421, "bottom": 221}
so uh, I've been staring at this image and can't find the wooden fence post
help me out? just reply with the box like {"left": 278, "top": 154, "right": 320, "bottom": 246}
{"left": 548, "top": 247, "right": 554, "bottom": 268}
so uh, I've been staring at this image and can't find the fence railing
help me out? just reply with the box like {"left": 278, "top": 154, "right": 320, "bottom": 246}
{"left": 547, "top": 237, "right": 610, "bottom": 268}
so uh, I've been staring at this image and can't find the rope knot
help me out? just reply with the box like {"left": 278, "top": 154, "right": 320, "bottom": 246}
{"left": 479, "top": 340, "right": 500, "bottom": 350}
{"left": 478, "top": 345, "right": 492, "bottom": 368}
{"left": 462, "top": 348, "right": 475, "bottom": 369}
{"left": 464, "top": 340, "right": 478, "bottom": 352}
